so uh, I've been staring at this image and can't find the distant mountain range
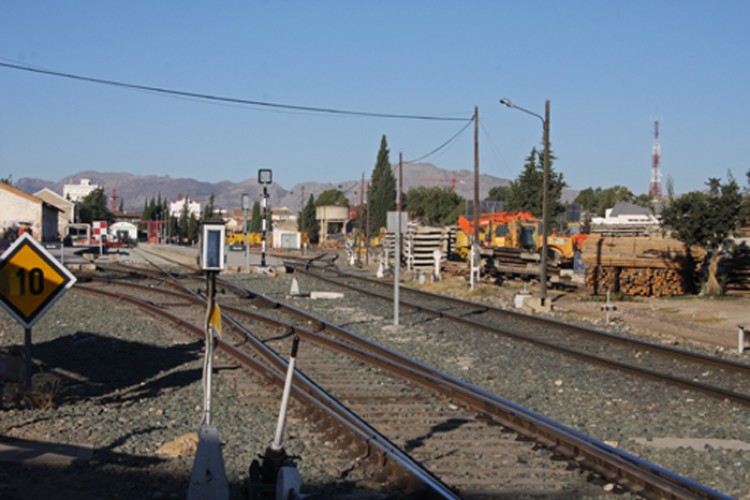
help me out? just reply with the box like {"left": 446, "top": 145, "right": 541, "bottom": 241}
{"left": 14, "top": 163, "right": 577, "bottom": 213}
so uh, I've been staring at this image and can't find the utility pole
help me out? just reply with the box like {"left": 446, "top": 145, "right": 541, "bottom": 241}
{"left": 540, "top": 100, "right": 550, "bottom": 306}
{"left": 394, "top": 154, "right": 403, "bottom": 327}
{"left": 473, "top": 106, "right": 479, "bottom": 243}
{"left": 358, "top": 172, "right": 365, "bottom": 266}
{"left": 471, "top": 105, "right": 481, "bottom": 289}
{"left": 500, "top": 98, "right": 551, "bottom": 307}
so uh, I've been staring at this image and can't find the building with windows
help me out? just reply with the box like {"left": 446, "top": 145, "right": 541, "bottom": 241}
{"left": 169, "top": 196, "right": 202, "bottom": 218}
{"left": 62, "top": 178, "right": 100, "bottom": 203}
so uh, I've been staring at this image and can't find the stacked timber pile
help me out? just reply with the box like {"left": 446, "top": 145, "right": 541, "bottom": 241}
{"left": 581, "top": 236, "right": 704, "bottom": 297}
{"left": 725, "top": 244, "right": 750, "bottom": 292}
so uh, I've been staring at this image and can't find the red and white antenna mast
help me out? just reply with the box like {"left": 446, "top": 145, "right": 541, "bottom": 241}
{"left": 649, "top": 119, "right": 662, "bottom": 197}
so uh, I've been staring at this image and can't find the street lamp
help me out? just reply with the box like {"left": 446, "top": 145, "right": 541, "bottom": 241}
{"left": 500, "top": 97, "right": 551, "bottom": 306}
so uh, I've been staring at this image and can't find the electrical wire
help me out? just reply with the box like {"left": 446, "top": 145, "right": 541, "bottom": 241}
{"left": 0, "top": 61, "right": 470, "bottom": 122}
{"left": 479, "top": 119, "right": 515, "bottom": 179}
{"left": 405, "top": 117, "right": 474, "bottom": 164}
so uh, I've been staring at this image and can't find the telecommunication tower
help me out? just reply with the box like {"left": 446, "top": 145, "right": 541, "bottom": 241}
{"left": 649, "top": 119, "right": 662, "bottom": 197}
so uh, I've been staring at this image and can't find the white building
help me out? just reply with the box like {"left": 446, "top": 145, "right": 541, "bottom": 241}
{"left": 110, "top": 221, "right": 138, "bottom": 242}
{"left": 62, "top": 178, "right": 100, "bottom": 203}
{"left": 590, "top": 201, "right": 661, "bottom": 236}
{"left": 169, "top": 197, "right": 202, "bottom": 218}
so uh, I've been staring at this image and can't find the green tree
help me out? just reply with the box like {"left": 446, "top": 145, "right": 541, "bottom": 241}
{"left": 574, "top": 187, "right": 599, "bottom": 214}
{"left": 178, "top": 197, "right": 190, "bottom": 242}
{"left": 141, "top": 198, "right": 151, "bottom": 221}
{"left": 141, "top": 198, "right": 153, "bottom": 221}
{"left": 202, "top": 194, "right": 216, "bottom": 220}
{"left": 1, "top": 175, "right": 12, "bottom": 185}
{"left": 315, "top": 189, "right": 349, "bottom": 207}
{"left": 367, "top": 135, "right": 396, "bottom": 237}
{"left": 250, "top": 201, "right": 262, "bottom": 232}
{"left": 406, "top": 186, "right": 465, "bottom": 225}
{"left": 299, "top": 194, "right": 320, "bottom": 244}
{"left": 76, "top": 188, "right": 113, "bottom": 224}
{"left": 634, "top": 193, "right": 656, "bottom": 209}
{"left": 503, "top": 148, "right": 566, "bottom": 223}
{"left": 187, "top": 213, "right": 199, "bottom": 243}
{"left": 599, "top": 186, "right": 634, "bottom": 213}
{"left": 660, "top": 175, "right": 746, "bottom": 295}
{"left": 575, "top": 185, "right": 634, "bottom": 217}
{"left": 486, "top": 185, "right": 510, "bottom": 209}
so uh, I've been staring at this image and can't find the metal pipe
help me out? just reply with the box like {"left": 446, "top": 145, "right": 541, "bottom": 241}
{"left": 271, "top": 336, "right": 300, "bottom": 451}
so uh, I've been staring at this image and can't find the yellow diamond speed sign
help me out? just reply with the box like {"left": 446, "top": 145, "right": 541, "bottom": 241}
{"left": 0, "top": 233, "right": 77, "bottom": 328}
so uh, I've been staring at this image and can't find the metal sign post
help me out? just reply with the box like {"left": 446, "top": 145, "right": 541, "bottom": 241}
{"left": 242, "top": 193, "right": 250, "bottom": 272}
{"left": 389, "top": 155, "right": 407, "bottom": 327}
{"left": 189, "top": 224, "right": 229, "bottom": 500}
{"left": 258, "top": 169, "right": 273, "bottom": 268}
{"left": 0, "top": 233, "right": 77, "bottom": 391}
{"left": 93, "top": 221, "right": 107, "bottom": 255}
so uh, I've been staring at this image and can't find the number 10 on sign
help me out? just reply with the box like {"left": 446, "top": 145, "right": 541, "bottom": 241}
{"left": 0, "top": 233, "right": 76, "bottom": 329}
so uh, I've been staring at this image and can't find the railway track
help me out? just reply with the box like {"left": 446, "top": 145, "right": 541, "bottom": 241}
{"left": 82, "top": 249, "right": 730, "bottom": 498}
{"left": 285, "top": 260, "right": 750, "bottom": 407}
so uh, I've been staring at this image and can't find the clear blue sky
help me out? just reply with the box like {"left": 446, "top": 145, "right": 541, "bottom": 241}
{"left": 1, "top": 1, "right": 748, "bottom": 196}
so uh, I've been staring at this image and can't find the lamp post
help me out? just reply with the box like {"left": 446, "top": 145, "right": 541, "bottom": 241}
{"left": 500, "top": 98, "right": 551, "bottom": 306}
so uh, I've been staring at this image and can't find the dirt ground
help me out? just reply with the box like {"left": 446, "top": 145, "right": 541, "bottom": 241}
{"left": 412, "top": 273, "right": 750, "bottom": 357}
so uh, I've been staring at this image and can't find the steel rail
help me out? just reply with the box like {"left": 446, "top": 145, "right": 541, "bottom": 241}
{"left": 126, "top": 248, "right": 732, "bottom": 497}
{"left": 75, "top": 281, "right": 458, "bottom": 498}
{"left": 350, "top": 270, "right": 750, "bottom": 375}
{"left": 294, "top": 262, "right": 750, "bottom": 375}
{"left": 196, "top": 279, "right": 728, "bottom": 499}
{"left": 78, "top": 276, "right": 722, "bottom": 498}
{"left": 288, "top": 265, "right": 750, "bottom": 406}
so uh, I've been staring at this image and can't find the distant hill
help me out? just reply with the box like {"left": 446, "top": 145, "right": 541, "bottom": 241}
{"left": 15, "top": 164, "right": 577, "bottom": 213}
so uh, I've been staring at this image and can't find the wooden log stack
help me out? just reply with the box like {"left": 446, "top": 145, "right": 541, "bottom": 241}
{"left": 581, "top": 236, "right": 703, "bottom": 297}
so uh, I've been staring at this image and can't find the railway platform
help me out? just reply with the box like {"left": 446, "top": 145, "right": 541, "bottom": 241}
{"left": 147, "top": 244, "right": 285, "bottom": 271}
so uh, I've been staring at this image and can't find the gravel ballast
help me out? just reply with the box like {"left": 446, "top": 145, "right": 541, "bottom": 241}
{"left": 1, "top": 255, "right": 748, "bottom": 498}
{"left": 233, "top": 269, "right": 750, "bottom": 499}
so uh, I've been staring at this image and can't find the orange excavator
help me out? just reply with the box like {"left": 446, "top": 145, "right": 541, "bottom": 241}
{"left": 453, "top": 211, "right": 579, "bottom": 280}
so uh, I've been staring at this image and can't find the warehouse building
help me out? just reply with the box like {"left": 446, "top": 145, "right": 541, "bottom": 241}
{"left": 0, "top": 182, "right": 60, "bottom": 243}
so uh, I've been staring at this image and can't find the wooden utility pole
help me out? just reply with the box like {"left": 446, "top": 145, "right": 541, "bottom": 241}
{"left": 473, "top": 105, "right": 479, "bottom": 243}
{"left": 540, "top": 100, "right": 550, "bottom": 305}
{"left": 394, "top": 154, "right": 403, "bottom": 326}
{"left": 358, "top": 172, "right": 365, "bottom": 266}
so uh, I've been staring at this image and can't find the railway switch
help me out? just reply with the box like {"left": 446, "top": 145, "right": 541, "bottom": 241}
{"left": 246, "top": 336, "right": 302, "bottom": 499}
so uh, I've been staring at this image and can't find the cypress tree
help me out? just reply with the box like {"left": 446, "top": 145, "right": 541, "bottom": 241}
{"left": 505, "top": 147, "right": 565, "bottom": 220}
{"left": 299, "top": 194, "right": 319, "bottom": 244}
{"left": 367, "top": 135, "right": 396, "bottom": 237}
{"left": 250, "top": 201, "right": 262, "bottom": 232}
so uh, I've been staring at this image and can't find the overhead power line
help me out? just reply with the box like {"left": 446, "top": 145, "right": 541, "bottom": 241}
{"left": 406, "top": 117, "right": 474, "bottom": 164}
{"left": 0, "top": 61, "right": 471, "bottom": 122}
